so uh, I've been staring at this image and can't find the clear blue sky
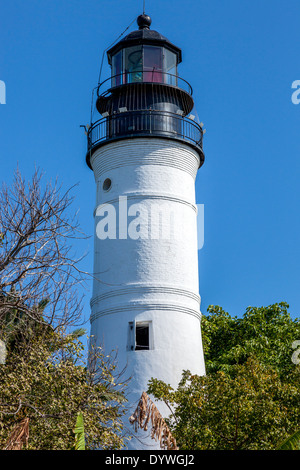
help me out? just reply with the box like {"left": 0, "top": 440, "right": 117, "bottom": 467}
{"left": 1, "top": 0, "right": 300, "bottom": 328}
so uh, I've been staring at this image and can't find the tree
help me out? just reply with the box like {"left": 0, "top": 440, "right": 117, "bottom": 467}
{"left": 0, "top": 167, "right": 86, "bottom": 334}
{"left": 147, "top": 303, "right": 300, "bottom": 450}
{"left": 0, "top": 327, "right": 128, "bottom": 450}
{"left": 0, "top": 168, "right": 130, "bottom": 449}
{"left": 129, "top": 391, "right": 178, "bottom": 450}
{"left": 202, "top": 302, "right": 300, "bottom": 378}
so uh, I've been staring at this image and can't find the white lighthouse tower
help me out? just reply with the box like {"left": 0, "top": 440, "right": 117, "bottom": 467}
{"left": 86, "top": 13, "right": 206, "bottom": 449}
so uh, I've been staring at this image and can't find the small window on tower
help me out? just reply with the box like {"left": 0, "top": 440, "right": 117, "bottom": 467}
{"left": 103, "top": 178, "right": 112, "bottom": 191}
{"left": 135, "top": 323, "right": 150, "bottom": 351}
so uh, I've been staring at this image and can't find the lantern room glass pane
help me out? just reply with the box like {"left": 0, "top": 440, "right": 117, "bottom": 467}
{"left": 111, "top": 45, "right": 178, "bottom": 86}
{"left": 164, "top": 48, "right": 177, "bottom": 86}
{"left": 125, "top": 46, "right": 143, "bottom": 83}
{"left": 111, "top": 51, "right": 122, "bottom": 87}
{"left": 143, "top": 46, "right": 163, "bottom": 83}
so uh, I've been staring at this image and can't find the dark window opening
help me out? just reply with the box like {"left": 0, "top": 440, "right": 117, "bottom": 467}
{"left": 103, "top": 178, "right": 112, "bottom": 191}
{"left": 135, "top": 324, "right": 149, "bottom": 350}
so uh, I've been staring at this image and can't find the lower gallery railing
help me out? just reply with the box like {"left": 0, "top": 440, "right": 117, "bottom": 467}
{"left": 87, "top": 110, "right": 204, "bottom": 154}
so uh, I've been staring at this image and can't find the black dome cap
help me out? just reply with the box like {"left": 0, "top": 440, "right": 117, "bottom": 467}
{"left": 137, "top": 14, "right": 152, "bottom": 29}
{"left": 107, "top": 14, "right": 182, "bottom": 64}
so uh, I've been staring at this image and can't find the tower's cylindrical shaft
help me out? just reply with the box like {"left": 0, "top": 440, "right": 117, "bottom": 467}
{"left": 89, "top": 137, "right": 205, "bottom": 449}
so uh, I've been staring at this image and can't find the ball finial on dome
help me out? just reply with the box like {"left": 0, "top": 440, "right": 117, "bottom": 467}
{"left": 137, "top": 14, "right": 152, "bottom": 30}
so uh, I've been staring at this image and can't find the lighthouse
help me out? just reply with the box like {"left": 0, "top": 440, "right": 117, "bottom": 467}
{"left": 86, "top": 13, "right": 206, "bottom": 449}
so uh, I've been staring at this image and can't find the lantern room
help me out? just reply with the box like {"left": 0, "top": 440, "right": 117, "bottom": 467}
{"left": 96, "top": 14, "right": 194, "bottom": 116}
{"left": 107, "top": 14, "right": 181, "bottom": 88}
{"left": 87, "top": 14, "right": 205, "bottom": 169}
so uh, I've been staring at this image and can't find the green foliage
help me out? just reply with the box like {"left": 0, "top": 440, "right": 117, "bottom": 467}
{"left": 0, "top": 294, "right": 52, "bottom": 355}
{"left": 278, "top": 429, "right": 300, "bottom": 450}
{"left": 74, "top": 412, "right": 86, "bottom": 450}
{"left": 148, "top": 303, "right": 300, "bottom": 450}
{"left": 202, "top": 302, "right": 300, "bottom": 377}
{"left": 0, "top": 327, "right": 128, "bottom": 450}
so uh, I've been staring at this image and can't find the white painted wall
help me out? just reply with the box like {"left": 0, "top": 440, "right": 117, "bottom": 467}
{"left": 89, "top": 137, "right": 205, "bottom": 449}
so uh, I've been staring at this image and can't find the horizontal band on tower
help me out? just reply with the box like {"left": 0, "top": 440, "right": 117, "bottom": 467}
{"left": 90, "top": 302, "right": 202, "bottom": 323}
{"left": 90, "top": 138, "right": 200, "bottom": 178}
{"left": 93, "top": 193, "right": 198, "bottom": 217}
{"left": 90, "top": 285, "right": 200, "bottom": 307}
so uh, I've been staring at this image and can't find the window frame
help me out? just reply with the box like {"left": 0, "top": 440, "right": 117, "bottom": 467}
{"left": 128, "top": 321, "right": 153, "bottom": 351}
{"left": 110, "top": 46, "right": 178, "bottom": 87}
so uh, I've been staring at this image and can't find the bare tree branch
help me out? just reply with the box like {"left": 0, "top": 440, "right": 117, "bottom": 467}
{"left": 0, "top": 167, "right": 89, "bottom": 333}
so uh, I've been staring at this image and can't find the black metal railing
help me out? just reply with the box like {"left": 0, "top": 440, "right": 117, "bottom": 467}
{"left": 87, "top": 109, "right": 204, "bottom": 155}
{"left": 97, "top": 71, "right": 193, "bottom": 98}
